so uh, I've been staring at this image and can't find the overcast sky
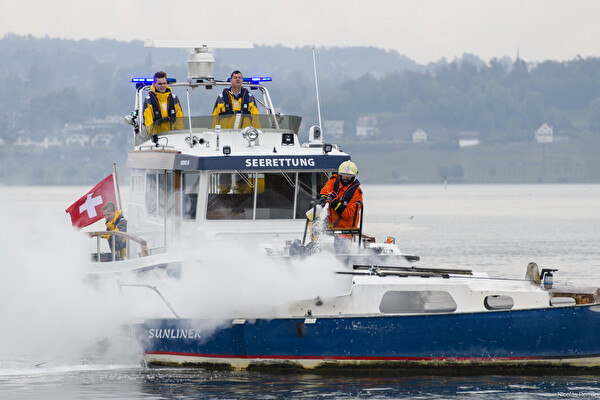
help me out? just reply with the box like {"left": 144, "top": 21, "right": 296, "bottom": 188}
{"left": 2, "top": 0, "right": 599, "bottom": 64}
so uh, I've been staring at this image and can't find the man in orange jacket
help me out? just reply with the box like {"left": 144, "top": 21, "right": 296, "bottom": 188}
{"left": 318, "top": 160, "right": 363, "bottom": 253}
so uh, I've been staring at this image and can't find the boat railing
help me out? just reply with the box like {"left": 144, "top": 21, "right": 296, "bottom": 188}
{"left": 324, "top": 201, "right": 376, "bottom": 250}
{"left": 303, "top": 200, "right": 372, "bottom": 251}
{"left": 117, "top": 281, "right": 180, "bottom": 318}
{"left": 88, "top": 231, "right": 149, "bottom": 262}
{"left": 137, "top": 114, "right": 302, "bottom": 145}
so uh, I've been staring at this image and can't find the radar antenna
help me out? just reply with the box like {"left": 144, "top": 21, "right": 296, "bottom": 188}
{"left": 144, "top": 40, "right": 253, "bottom": 82}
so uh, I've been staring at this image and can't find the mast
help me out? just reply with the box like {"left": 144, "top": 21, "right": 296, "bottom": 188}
{"left": 312, "top": 48, "right": 323, "bottom": 135}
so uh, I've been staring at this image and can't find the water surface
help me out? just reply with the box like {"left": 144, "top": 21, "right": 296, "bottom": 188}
{"left": 1, "top": 184, "right": 599, "bottom": 399}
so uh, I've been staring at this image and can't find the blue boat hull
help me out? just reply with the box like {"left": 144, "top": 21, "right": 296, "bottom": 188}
{"left": 137, "top": 304, "right": 600, "bottom": 370}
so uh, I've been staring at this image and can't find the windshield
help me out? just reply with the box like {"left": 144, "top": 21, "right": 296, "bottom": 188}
{"left": 206, "top": 171, "right": 330, "bottom": 220}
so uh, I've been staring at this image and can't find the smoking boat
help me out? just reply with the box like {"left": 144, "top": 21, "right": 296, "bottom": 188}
{"left": 89, "top": 41, "right": 600, "bottom": 372}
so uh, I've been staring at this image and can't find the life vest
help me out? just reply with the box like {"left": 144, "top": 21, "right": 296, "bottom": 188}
{"left": 219, "top": 88, "right": 253, "bottom": 115}
{"left": 104, "top": 210, "right": 127, "bottom": 258}
{"left": 105, "top": 210, "right": 125, "bottom": 231}
{"left": 147, "top": 89, "right": 178, "bottom": 121}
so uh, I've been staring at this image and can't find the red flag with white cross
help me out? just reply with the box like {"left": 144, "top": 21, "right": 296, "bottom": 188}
{"left": 66, "top": 174, "right": 117, "bottom": 229}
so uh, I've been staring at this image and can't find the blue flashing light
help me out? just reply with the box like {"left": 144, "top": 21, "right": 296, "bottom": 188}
{"left": 131, "top": 77, "right": 153, "bottom": 84}
{"left": 226, "top": 76, "right": 272, "bottom": 83}
{"left": 130, "top": 77, "right": 177, "bottom": 84}
{"left": 246, "top": 76, "right": 272, "bottom": 83}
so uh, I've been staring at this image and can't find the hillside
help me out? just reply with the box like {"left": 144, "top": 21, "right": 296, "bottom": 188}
{"left": 1, "top": 34, "right": 599, "bottom": 185}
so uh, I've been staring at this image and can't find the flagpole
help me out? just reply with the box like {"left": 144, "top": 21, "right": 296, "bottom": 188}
{"left": 113, "top": 163, "right": 123, "bottom": 210}
{"left": 164, "top": 169, "right": 168, "bottom": 247}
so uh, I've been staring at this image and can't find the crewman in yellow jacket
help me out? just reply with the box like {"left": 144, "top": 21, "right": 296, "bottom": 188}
{"left": 143, "top": 71, "right": 184, "bottom": 134}
{"left": 213, "top": 70, "right": 260, "bottom": 129}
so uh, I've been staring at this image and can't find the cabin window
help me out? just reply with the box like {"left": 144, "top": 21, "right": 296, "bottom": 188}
{"left": 379, "top": 291, "right": 457, "bottom": 314}
{"left": 550, "top": 297, "right": 577, "bottom": 307}
{"left": 158, "top": 172, "right": 174, "bottom": 217}
{"left": 131, "top": 175, "right": 144, "bottom": 193}
{"left": 207, "top": 173, "right": 257, "bottom": 219}
{"left": 182, "top": 173, "right": 200, "bottom": 220}
{"left": 256, "top": 173, "right": 295, "bottom": 219}
{"left": 206, "top": 171, "right": 332, "bottom": 220}
{"left": 145, "top": 173, "right": 158, "bottom": 216}
{"left": 296, "top": 172, "right": 331, "bottom": 219}
{"left": 145, "top": 172, "right": 174, "bottom": 217}
{"left": 484, "top": 295, "right": 514, "bottom": 310}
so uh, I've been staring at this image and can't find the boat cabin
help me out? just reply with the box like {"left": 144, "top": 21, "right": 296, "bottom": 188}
{"left": 123, "top": 41, "right": 351, "bottom": 250}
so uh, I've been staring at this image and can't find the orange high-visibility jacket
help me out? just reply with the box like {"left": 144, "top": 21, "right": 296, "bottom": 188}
{"left": 319, "top": 174, "right": 363, "bottom": 229}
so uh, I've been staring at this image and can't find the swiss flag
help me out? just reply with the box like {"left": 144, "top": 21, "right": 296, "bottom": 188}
{"left": 66, "top": 174, "right": 117, "bottom": 229}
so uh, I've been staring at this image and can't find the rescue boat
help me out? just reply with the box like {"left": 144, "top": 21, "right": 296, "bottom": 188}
{"left": 88, "top": 41, "right": 600, "bottom": 372}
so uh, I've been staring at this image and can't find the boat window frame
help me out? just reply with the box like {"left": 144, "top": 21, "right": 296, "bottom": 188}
{"left": 145, "top": 172, "right": 158, "bottom": 217}
{"left": 550, "top": 296, "right": 577, "bottom": 307}
{"left": 145, "top": 171, "right": 175, "bottom": 218}
{"left": 158, "top": 171, "right": 175, "bottom": 218}
{"left": 379, "top": 290, "right": 458, "bottom": 314}
{"left": 483, "top": 295, "right": 515, "bottom": 310}
{"left": 205, "top": 170, "right": 332, "bottom": 221}
{"left": 182, "top": 172, "right": 200, "bottom": 221}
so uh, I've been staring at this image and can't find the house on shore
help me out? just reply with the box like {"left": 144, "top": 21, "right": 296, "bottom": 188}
{"left": 535, "top": 123, "right": 553, "bottom": 143}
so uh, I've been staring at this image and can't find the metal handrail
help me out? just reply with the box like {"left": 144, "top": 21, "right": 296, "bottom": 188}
{"left": 325, "top": 200, "right": 364, "bottom": 251}
{"left": 302, "top": 200, "right": 366, "bottom": 251}
{"left": 135, "top": 82, "right": 277, "bottom": 130}
{"left": 117, "top": 281, "right": 180, "bottom": 318}
{"left": 88, "top": 231, "right": 149, "bottom": 262}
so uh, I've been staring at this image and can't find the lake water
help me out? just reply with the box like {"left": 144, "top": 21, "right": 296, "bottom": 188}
{"left": 1, "top": 184, "right": 600, "bottom": 399}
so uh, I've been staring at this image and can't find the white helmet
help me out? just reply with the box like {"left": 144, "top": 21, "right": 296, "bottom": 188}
{"left": 338, "top": 160, "right": 358, "bottom": 176}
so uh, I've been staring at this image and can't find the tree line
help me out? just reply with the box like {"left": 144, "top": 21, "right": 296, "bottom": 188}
{"left": 320, "top": 57, "right": 600, "bottom": 143}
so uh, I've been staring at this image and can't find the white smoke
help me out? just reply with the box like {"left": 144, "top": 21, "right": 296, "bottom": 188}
{"left": 0, "top": 196, "right": 137, "bottom": 365}
{"left": 0, "top": 189, "right": 353, "bottom": 367}
{"left": 116, "top": 238, "right": 352, "bottom": 320}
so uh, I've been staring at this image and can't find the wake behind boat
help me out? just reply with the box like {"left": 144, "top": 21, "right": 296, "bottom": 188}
{"left": 79, "top": 41, "right": 600, "bottom": 372}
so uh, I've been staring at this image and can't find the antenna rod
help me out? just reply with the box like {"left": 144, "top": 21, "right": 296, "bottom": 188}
{"left": 312, "top": 48, "right": 323, "bottom": 133}
{"left": 186, "top": 89, "right": 193, "bottom": 145}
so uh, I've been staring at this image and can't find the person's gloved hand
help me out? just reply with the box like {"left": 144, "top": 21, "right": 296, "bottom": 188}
{"left": 330, "top": 199, "right": 341, "bottom": 211}
{"left": 319, "top": 192, "right": 336, "bottom": 206}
